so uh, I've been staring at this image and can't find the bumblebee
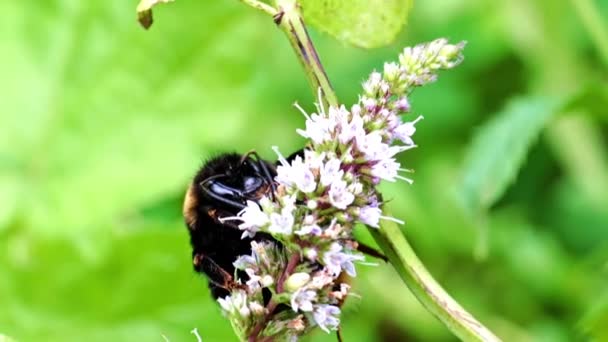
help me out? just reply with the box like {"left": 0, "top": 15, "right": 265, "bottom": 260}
{"left": 182, "top": 151, "right": 279, "bottom": 299}
{"left": 183, "top": 150, "right": 386, "bottom": 300}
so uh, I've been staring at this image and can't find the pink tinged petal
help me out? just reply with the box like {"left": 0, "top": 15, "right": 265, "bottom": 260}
{"left": 322, "top": 243, "right": 365, "bottom": 277}
{"left": 289, "top": 156, "right": 317, "bottom": 193}
{"left": 304, "top": 150, "right": 326, "bottom": 170}
{"left": 328, "top": 180, "right": 355, "bottom": 210}
{"left": 295, "top": 224, "right": 322, "bottom": 236}
{"left": 313, "top": 305, "right": 341, "bottom": 333}
{"left": 268, "top": 208, "right": 294, "bottom": 235}
{"left": 361, "top": 97, "right": 377, "bottom": 112}
{"left": 395, "top": 97, "right": 411, "bottom": 112}
{"left": 393, "top": 115, "right": 423, "bottom": 145}
{"left": 338, "top": 114, "right": 365, "bottom": 145}
{"left": 370, "top": 158, "right": 400, "bottom": 181}
{"left": 359, "top": 205, "right": 382, "bottom": 228}
{"left": 233, "top": 255, "right": 257, "bottom": 270}
{"left": 320, "top": 158, "right": 343, "bottom": 187}
{"left": 291, "top": 289, "right": 317, "bottom": 312}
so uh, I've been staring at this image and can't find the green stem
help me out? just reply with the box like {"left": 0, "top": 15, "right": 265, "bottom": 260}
{"left": 273, "top": 0, "right": 339, "bottom": 109}
{"left": 238, "top": 0, "right": 277, "bottom": 16}
{"left": 569, "top": 0, "right": 608, "bottom": 67}
{"left": 370, "top": 218, "right": 501, "bottom": 342}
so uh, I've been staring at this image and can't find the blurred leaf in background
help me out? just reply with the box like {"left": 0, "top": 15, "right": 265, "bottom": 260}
{"left": 1, "top": 0, "right": 607, "bottom": 341}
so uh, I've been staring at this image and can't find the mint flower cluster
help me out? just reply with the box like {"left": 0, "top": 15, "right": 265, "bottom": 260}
{"left": 220, "top": 38, "right": 465, "bottom": 341}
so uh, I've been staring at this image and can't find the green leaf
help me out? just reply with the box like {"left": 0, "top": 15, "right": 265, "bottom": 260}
{"left": 300, "top": 0, "right": 413, "bottom": 48}
{"left": 565, "top": 81, "right": 608, "bottom": 122}
{"left": 458, "top": 97, "right": 561, "bottom": 213}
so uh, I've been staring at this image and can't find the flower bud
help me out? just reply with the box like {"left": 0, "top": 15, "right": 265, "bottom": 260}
{"left": 304, "top": 248, "right": 318, "bottom": 261}
{"left": 285, "top": 272, "right": 311, "bottom": 292}
{"left": 438, "top": 41, "right": 466, "bottom": 68}
{"left": 383, "top": 62, "right": 400, "bottom": 82}
{"left": 307, "top": 200, "right": 318, "bottom": 210}
{"left": 261, "top": 275, "right": 274, "bottom": 287}
{"left": 249, "top": 301, "right": 266, "bottom": 316}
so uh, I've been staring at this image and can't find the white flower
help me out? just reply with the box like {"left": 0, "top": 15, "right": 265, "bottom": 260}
{"left": 358, "top": 205, "right": 382, "bottom": 228}
{"left": 245, "top": 268, "right": 262, "bottom": 291}
{"left": 304, "top": 150, "right": 325, "bottom": 170}
{"left": 357, "top": 131, "right": 388, "bottom": 160}
{"left": 313, "top": 305, "right": 341, "bottom": 333}
{"left": 328, "top": 105, "right": 350, "bottom": 125}
{"left": 233, "top": 255, "right": 256, "bottom": 270}
{"left": 394, "top": 97, "right": 410, "bottom": 112}
{"left": 322, "top": 243, "right": 364, "bottom": 277}
{"left": 383, "top": 62, "right": 400, "bottom": 81}
{"left": 328, "top": 180, "right": 355, "bottom": 209}
{"left": 338, "top": 111, "right": 365, "bottom": 145}
{"left": 304, "top": 248, "right": 318, "bottom": 261}
{"left": 239, "top": 306, "right": 251, "bottom": 318}
{"left": 249, "top": 301, "right": 266, "bottom": 315}
{"left": 361, "top": 97, "right": 377, "bottom": 113}
{"left": 393, "top": 115, "right": 423, "bottom": 145}
{"left": 370, "top": 158, "right": 400, "bottom": 182}
{"left": 319, "top": 158, "right": 344, "bottom": 186}
{"left": 237, "top": 200, "right": 269, "bottom": 238}
{"left": 363, "top": 71, "right": 382, "bottom": 95}
{"left": 295, "top": 224, "right": 322, "bottom": 236}
{"left": 268, "top": 206, "right": 295, "bottom": 235}
{"left": 291, "top": 288, "right": 317, "bottom": 312}
{"left": 296, "top": 111, "right": 335, "bottom": 145}
{"left": 309, "top": 270, "right": 334, "bottom": 289}
{"left": 218, "top": 290, "right": 249, "bottom": 317}
{"left": 276, "top": 155, "right": 317, "bottom": 193}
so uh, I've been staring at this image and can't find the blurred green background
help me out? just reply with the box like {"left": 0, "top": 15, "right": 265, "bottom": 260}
{"left": 1, "top": 0, "right": 608, "bottom": 341}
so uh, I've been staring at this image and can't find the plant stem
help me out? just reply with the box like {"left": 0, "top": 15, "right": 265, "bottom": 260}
{"left": 370, "top": 218, "right": 501, "bottom": 342}
{"left": 239, "top": 0, "right": 277, "bottom": 16}
{"left": 248, "top": 254, "right": 301, "bottom": 341}
{"left": 273, "top": 0, "right": 339, "bottom": 109}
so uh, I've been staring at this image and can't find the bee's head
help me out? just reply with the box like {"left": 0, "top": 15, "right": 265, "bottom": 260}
{"left": 194, "top": 152, "right": 276, "bottom": 212}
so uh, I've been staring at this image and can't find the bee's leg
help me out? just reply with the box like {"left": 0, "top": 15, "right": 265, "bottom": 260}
{"left": 355, "top": 242, "right": 388, "bottom": 262}
{"left": 193, "top": 252, "right": 244, "bottom": 292}
{"left": 336, "top": 326, "right": 344, "bottom": 342}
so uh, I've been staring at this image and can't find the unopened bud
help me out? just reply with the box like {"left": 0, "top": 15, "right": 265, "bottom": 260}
{"left": 261, "top": 275, "right": 274, "bottom": 287}
{"left": 285, "top": 272, "right": 311, "bottom": 292}
{"left": 249, "top": 301, "right": 266, "bottom": 315}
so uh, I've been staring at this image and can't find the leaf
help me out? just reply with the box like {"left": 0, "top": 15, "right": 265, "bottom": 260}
{"left": 564, "top": 81, "right": 608, "bottom": 122}
{"left": 136, "top": 0, "right": 175, "bottom": 29}
{"left": 458, "top": 97, "right": 561, "bottom": 213}
{"left": 300, "top": 0, "right": 413, "bottom": 48}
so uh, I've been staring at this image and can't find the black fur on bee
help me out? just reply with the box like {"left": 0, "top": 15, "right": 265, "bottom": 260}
{"left": 183, "top": 151, "right": 278, "bottom": 299}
